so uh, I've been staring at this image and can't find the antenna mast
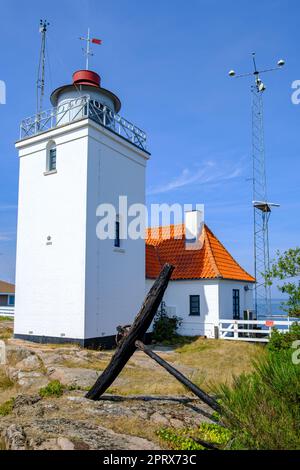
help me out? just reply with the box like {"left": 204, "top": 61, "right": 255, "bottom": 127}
{"left": 37, "top": 19, "right": 49, "bottom": 116}
{"left": 229, "top": 53, "right": 285, "bottom": 318}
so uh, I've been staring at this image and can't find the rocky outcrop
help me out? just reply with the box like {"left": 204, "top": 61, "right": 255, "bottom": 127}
{"left": 3, "top": 424, "right": 27, "bottom": 450}
{"left": 3, "top": 342, "right": 105, "bottom": 391}
{"left": 48, "top": 367, "right": 100, "bottom": 389}
{"left": 0, "top": 339, "right": 214, "bottom": 450}
{"left": 0, "top": 391, "right": 212, "bottom": 450}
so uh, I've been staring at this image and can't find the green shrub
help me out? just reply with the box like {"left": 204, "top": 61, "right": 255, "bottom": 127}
{"left": 268, "top": 323, "right": 300, "bottom": 352}
{"left": 0, "top": 398, "right": 15, "bottom": 416}
{"left": 157, "top": 428, "right": 204, "bottom": 450}
{"left": 157, "top": 422, "right": 231, "bottom": 450}
{"left": 216, "top": 350, "right": 300, "bottom": 449}
{"left": 153, "top": 304, "right": 182, "bottom": 343}
{"left": 39, "top": 380, "right": 64, "bottom": 398}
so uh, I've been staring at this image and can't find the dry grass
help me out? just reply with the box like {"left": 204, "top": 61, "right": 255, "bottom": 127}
{"left": 52, "top": 337, "right": 263, "bottom": 396}
{"left": 0, "top": 367, "right": 17, "bottom": 405}
{"left": 105, "top": 338, "right": 265, "bottom": 395}
{"left": 0, "top": 327, "right": 13, "bottom": 341}
{"left": 61, "top": 359, "right": 110, "bottom": 371}
{"left": 169, "top": 338, "right": 266, "bottom": 391}
{"left": 98, "top": 415, "right": 163, "bottom": 447}
{"left": 108, "top": 366, "right": 190, "bottom": 396}
{"left": 0, "top": 335, "right": 264, "bottom": 399}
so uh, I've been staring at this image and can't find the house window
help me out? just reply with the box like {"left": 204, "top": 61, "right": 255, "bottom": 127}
{"left": 8, "top": 295, "right": 15, "bottom": 306}
{"left": 233, "top": 289, "right": 240, "bottom": 319}
{"left": 114, "top": 218, "right": 120, "bottom": 248}
{"left": 189, "top": 295, "right": 200, "bottom": 316}
{"left": 0, "top": 295, "right": 7, "bottom": 307}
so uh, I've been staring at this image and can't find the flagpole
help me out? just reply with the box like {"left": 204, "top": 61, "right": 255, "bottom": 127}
{"left": 86, "top": 28, "right": 90, "bottom": 70}
{"left": 79, "top": 30, "right": 101, "bottom": 70}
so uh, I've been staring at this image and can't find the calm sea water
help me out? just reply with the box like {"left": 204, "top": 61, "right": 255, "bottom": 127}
{"left": 259, "top": 299, "right": 298, "bottom": 322}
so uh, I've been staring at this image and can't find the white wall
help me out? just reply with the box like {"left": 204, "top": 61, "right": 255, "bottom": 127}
{"left": 218, "top": 280, "right": 253, "bottom": 319}
{"left": 84, "top": 122, "right": 148, "bottom": 338}
{"left": 15, "top": 118, "right": 148, "bottom": 342}
{"left": 146, "top": 279, "right": 219, "bottom": 338}
{"left": 15, "top": 122, "right": 89, "bottom": 339}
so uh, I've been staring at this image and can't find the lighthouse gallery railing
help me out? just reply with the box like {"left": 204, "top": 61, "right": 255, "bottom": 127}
{"left": 19, "top": 96, "right": 147, "bottom": 152}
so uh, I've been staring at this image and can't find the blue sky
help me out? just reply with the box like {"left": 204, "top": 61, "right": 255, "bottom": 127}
{"left": 0, "top": 0, "right": 299, "bottom": 294}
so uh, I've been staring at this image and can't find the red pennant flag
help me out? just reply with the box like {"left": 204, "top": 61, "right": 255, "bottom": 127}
{"left": 92, "top": 38, "right": 102, "bottom": 45}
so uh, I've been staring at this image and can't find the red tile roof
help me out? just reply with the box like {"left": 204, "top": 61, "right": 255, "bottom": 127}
{"left": 146, "top": 224, "right": 255, "bottom": 283}
{"left": 0, "top": 280, "right": 15, "bottom": 294}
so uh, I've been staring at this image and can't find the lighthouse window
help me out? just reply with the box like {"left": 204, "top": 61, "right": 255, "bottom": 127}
{"left": 49, "top": 148, "right": 56, "bottom": 171}
{"left": 114, "top": 218, "right": 121, "bottom": 248}
{"left": 46, "top": 142, "right": 57, "bottom": 174}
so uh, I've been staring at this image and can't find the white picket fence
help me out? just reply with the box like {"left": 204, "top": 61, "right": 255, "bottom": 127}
{"left": 219, "top": 319, "right": 294, "bottom": 343}
{"left": 0, "top": 306, "right": 15, "bottom": 318}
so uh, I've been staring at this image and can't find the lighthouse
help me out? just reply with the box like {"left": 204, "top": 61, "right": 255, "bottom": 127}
{"left": 14, "top": 69, "right": 149, "bottom": 347}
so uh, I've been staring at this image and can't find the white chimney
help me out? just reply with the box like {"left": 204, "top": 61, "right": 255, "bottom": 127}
{"left": 185, "top": 208, "right": 204, "bottom": 251}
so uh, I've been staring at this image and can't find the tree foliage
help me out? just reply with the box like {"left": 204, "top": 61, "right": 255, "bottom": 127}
{"left": 265, "top": 247, "right": 300, "bottom": 317}
{"left": 268, "top": 323, "right": 300, "bottom": 352}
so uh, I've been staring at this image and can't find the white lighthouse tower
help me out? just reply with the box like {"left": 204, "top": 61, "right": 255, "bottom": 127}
{"left": 14, "top": 69, "right": 149, "bottom": 347}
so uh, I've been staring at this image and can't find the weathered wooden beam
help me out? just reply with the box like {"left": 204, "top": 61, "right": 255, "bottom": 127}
{"left": 86, "top": 264, "right": 175, "bottom": 400}
{"left": 135, "top": 340, "right": 221, "bottom": 412}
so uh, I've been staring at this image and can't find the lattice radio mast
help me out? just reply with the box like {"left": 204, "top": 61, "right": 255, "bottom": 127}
{"left": 229, "top": 53, "right": 285, "bottom": 317}
{"left": 37, "top": 19, "right": 49, "bottom": 116}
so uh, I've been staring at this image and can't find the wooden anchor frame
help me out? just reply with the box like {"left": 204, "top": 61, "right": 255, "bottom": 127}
{"left": 86, "top": 264, "right": 220, "bottom": 413}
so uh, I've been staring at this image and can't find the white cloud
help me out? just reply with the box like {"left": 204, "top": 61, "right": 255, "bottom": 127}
{"left": 0, "top": 235, "right": 10, "bottom": 242}
{"left": 0, "top": 231, "right": 16, "bottom": 242}
{"left": 147, "top": 160, "right": 243, "bottom": 196}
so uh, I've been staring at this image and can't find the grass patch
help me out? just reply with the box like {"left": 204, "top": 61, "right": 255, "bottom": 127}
{"left": 0, "top": 398, "right": 15, "bottom": 416}
{"left": 104, "top": 338, "right": 262, "bottom": 396}
{"left": 0, "top": 317, "right": 13, "bottom": 322}
{"left": 157, "top": 422, "right": 232, "bottom": 450}
{"left": 39, "top": 380, "right": 64, "bottom": 398}
{"left": 62, "top": 359, "right": 109, "bottom": 371}
{"left": 155, "top": 336, "right": 198, "bottom": 348}
{"left": 0, "top": 371, "right": 14, "bottom": 392}
{"left": 99, "top": 416, "right": 162, "bottom": 447}
{"left": 66, "top": 384, "right": 90, "bottom": 392}
{"left": 217, "top": 349, "right": 300, "bottom": 450}
{"left": 175, "top": 337, "right": 215, "bottom": 353}
{"left": 168, "top": 338, "right": 265, "bottom": 391}
{"left": 0, "top": 327, "right": 13, "bottom": 340}
{"left": 107, "top": 366, "right": 192, "bottom": 396}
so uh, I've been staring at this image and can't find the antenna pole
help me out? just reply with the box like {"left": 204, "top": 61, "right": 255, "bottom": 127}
{"left": 228, "top": 53, "right": 284, "bottom": 318}
{"left": 86, "top": 28, "right": 90, "bottom": 70}
{"left": 79, "top": 29, "right": 102, "bottom": 70}
{"left": 252, "top": 52, "right": 258, "bottom": 74}
{"left": 37, "top": 20, "right": 49, "bottom": 116}
{"left": 251, "top": 87, "right": 272, "bottom": 317}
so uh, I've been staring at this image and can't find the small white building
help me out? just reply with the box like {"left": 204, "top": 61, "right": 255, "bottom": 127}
{"left": 146, "top": 218, "right": 255, "bottom": 338}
